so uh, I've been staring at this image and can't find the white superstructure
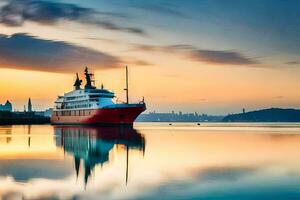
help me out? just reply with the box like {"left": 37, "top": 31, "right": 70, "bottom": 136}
{"left": 54, "top": 87, "right": 116, "bottom": 111}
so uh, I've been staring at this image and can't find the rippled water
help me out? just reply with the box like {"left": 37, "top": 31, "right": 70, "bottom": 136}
{"left": 1, "top": 123, "right": 300, "bottom": 200}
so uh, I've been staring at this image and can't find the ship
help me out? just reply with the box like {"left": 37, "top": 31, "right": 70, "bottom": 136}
{"left": 51, "top": 67, "right": 146, "bottom": 126}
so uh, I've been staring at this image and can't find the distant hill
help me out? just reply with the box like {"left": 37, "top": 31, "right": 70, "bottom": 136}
{"left": 222, "top": 108, "right": 300, "bottom": 122}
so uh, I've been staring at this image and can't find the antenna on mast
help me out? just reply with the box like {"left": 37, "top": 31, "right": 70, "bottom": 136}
{"left": 74, "top": 73, "right": 82, "bottom": 90}
{"left": 84, "top": 67, "right": 96, "bottom": 89}
{"left": 124, "top": 66, "right": 129, "bottom": 104}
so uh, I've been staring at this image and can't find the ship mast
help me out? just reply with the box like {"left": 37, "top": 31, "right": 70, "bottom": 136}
{"left": 125, "top": 66, "right": 129, "bottom": 104}
{"left": 84, "top": 67, "right": 96, "bottom": 89}
{"left": 73, "top": 73, "right": 82, "bottom": 90}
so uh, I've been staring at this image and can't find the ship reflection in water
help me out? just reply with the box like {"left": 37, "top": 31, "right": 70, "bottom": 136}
{"left": 54, "top": 126, "right": 145, "bottom": 187}
{"left": 1, "top": 124, "right": 300, "bottom": 199}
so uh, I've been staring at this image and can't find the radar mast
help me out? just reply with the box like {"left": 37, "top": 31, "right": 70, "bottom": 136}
{"left": 73, "top": 73, "right": 82, "bottom": 90}
{"left": 84, "top": 67, "right": 96, "bottom": 89}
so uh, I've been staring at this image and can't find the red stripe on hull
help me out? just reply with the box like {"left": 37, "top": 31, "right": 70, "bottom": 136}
{"left": 51, "top": 104, "right": 146, "bottom": 125}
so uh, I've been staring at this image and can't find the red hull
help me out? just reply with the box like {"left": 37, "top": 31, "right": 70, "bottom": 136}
{"left": 51, "top": 104, "right": 146, "bottom": 125}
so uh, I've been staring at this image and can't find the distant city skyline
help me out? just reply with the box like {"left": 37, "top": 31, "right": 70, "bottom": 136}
{"left": 0, "top": 0, "right": 300, "bottom": 114}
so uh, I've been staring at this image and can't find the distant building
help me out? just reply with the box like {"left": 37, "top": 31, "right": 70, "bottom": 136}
{"left": 34, "top": 108, "right": 53, "bottom": 117}
{"left": 43, "top": 108, "right": 53, "bottom": 117}
{"left": 136, "top": 111, "right": 224, "bottom": 122}
{"left": 0, "top": 100, "right": 12, "bottom": 112}
{"left": 28, "top": 98, "right": 32, "bottom": 112}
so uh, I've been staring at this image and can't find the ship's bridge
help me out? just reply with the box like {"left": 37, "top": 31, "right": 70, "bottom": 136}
{"left": 54, "top": 88, "right": 116, "bottom": 110}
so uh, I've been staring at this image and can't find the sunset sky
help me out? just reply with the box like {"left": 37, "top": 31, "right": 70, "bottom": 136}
{"left": 0, "top": 0, "right": 299, "bottom": 114}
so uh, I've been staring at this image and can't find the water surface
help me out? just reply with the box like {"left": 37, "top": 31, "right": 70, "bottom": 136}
{"left": 0, "top": 123, "right": 300, "bottom": 200}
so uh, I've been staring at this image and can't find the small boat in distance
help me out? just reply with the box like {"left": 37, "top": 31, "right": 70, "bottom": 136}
{"left": 51, "top": 66, "right": 146, "bottom": 126}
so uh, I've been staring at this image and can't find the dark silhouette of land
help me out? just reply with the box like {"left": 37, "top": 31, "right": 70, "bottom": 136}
{"left": 0, "top": 111, "right": 50, "bottom": 125}
{"left": 138, "top": 108, "right": 300, "bottom": 123}
{"left": 136, "top": 111, "right": 224, "bottom": 122}
{"left": 0, "top": 98, "right": 52, "bottom": 125}
{"left": 2, "top": 108, "right": 300, "bottom": 124}
{"left": 223, "top": 108, "right": 300, "bottom": 122}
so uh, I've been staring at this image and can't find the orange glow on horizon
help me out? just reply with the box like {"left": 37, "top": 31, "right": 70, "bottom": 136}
{"left": 1, "top": 22, "right": 300, "bottom": 113}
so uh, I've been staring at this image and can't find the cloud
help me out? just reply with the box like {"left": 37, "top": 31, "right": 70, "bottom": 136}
{"left": 0, "top": 159, "right": 72, "bottom": 182}
{"left": 134, "top": 3, "right": 188, "bottom": 18}
{"left": 0, "top": 0, "right": 145, "bottom": 36}
{"left": 188, "top": 49, "right": 257, "bottom": 65}
{"left": 285, "top": 61, "right": 300, "bottom": 65}
{"left": 0, "top": 33, "right": 122, "bottom": 73}
{"left": 274, "top": 96, "right": 284, "bottom": 99}
{"left": 123, "top": 58, "right": 152, "bottom": 66}
{"left": 132, "top": 165, "right": 262, "bottom": 200}
{"left": 84, "top": 37, "right": 122, "bottom": 45}
{"left": 197, "top": 166, "right": 257, "bottom": 182}
{"left": 132, "top": 43, "right": 259, "bottom": 65}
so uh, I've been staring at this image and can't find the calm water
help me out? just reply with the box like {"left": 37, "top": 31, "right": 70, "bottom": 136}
{"left": 1, "top": 123, "right": 300, "bottom": 200}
